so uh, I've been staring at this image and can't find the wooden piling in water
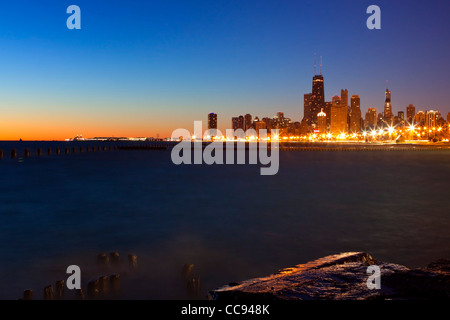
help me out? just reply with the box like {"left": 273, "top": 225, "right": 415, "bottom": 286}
{"left": 87, "top": 280, "right": 99, "bottom": 299}
{"left": 37, "top": 148, "right": 42, "bottom": 156}
{"left": 109, "top": 274, "right": 120, "bottom": 293}
{"left": 98, "top": 276, "right": 109, "bottom": 296}
{"left": 97, "top": 253, "right": 109, "bottom": 265}
{"left": 110, "top": 252, "right": 120, "bottom": 265}
{"left": 65, "top": 147, "right": 69, "bottom": 155}
{"left": 24, "top": 148, "right": 30, "bottom": 157}
{"left": 11, "top": 149, "right": 17, "bottom": 158}
{"left": 23, "top": 289, "right": 33, "bottom": 300}
{"left": 48, "top": 148, "right": 52, "bottom": 155}
{"left": 55, "top": 280, "right": 65, "bottom": 300}
{"left": 0, "top": 150, "right": 3, "bottom": 159}
{"left": 128, "top": 254, "right": 138, "bottom": 269}
{"left": 182, "top": 263, "right": 194, "bottom": 280}
{"left": 43, "top": 285, "right": 54, "bottom": 300}
{"left": 56, "top": 147, "right": 61, "bottom": 155}
{"left": 75, "top": 289, "right": 85, "bottom": 300}
{"left": 187, "top": 276, "right": 201, "bottom": 297}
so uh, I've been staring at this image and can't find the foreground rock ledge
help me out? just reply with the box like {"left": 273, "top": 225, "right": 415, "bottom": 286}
{"left": 209, "top": 252, "right": 450, "bottom": 300}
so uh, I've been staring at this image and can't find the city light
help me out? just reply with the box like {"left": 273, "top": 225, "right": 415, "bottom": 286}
{"left": 223, "top": 68, "right": 450, "bottom": 144}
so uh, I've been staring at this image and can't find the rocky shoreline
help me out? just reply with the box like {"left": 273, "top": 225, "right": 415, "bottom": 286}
{"left": 209, "top": 252, "right": 450, "bottom": 300}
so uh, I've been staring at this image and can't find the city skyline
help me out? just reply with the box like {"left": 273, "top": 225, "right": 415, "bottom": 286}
{"left": 213, "top": 69, "right": 449, "bottom": 140}
{"left": 0, "top": 0, "right": 449, "bottom": 140}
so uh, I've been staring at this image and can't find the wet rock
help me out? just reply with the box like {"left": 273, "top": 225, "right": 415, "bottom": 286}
{"left": 209, "top": 252, "right": 450, "bottom": 300}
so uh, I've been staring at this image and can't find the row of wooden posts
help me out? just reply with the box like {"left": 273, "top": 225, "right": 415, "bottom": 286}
{"left": 20, "top": 252, "right": 138, "bottom": 300}
{"left": 0, "top": 145, "right": 118, "bottom": 159}
{"left": 279, "top": 146, "right": 450, "bottom": 152}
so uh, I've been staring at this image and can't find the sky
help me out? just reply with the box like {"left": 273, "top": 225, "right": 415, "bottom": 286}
{"left": 0, "top": 0, "right": 449, "bottom": 140}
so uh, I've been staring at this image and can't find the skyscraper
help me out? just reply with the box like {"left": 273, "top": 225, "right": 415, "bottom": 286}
{"left": 277, "top": 112, "right": 285, "bottom": 123}
{"left": 208, "top": 113, "right": 217, "bottom": 129}
{"left": 341, "top": 89, "right": 349, "bottom": 110}
{"left": 426, "top": 110, "right": 437, "bottom": 128}
{"left": 384, "top": 88, "right": 393, "bottom": 120}
{"left": 261, "top": 117, "right": 272, "bottom": 130}
{"left": 365, "top": 108, "right": 377, "bottom": 129}
{"left": 302, "top": 57, "right": 325, "bottom": 127}
{"left": 238, "top": 115, "right": 244, "bottom": 130}
{"left": 310, "top": 74, "right": 325, "bottom": 125}
{"left": 317, "top": 109, "right": 327, "bottom": 133}
{"left": 415, "top": 111, "right": 425, "bottom": 125}
{"left": 244, "top": 114, "right": 252, "bottom": 131}
{"left": 406, "top": 104, "right": 416, "bottom": 123}
{"left": 303, "top": 93, "right": 312, "bottom": 125}
{"left": 330, "top": 96, "right": 347, "bottom": 134}
{"left": 349, "top": 95, "right": 361, "bottom": 133}
{"left": 231, "top": 117, "right": 239, "bottom": 131}
{"left": 324, "top": 101, "right": 332, "bottom": 129}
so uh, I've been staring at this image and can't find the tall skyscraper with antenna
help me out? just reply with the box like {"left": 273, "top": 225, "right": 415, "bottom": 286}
{"left": 310, "top": 55, "right": 325, "bottom": 125}
{"left": 384, "top": 82, "right": 393, "bottom": 121}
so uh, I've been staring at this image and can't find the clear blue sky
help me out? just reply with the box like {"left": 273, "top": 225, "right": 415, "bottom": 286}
{"left": 0, "top": 0, "right": 449, "bottom": 139}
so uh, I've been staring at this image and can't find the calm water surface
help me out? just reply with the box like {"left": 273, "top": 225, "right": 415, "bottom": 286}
{"left": 0, "top": 141, "right": 449, "bottom": 299}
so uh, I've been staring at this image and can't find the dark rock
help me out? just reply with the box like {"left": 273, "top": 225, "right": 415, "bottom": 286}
{"left": 209, "top": 252, "right": 450, "bottom": 300}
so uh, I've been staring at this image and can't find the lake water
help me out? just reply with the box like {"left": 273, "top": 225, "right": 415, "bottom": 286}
{"left": 0, "top": 141, "right": 449, "bottom": 299}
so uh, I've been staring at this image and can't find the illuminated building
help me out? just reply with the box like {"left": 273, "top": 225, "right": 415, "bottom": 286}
{"left": 252, "top": 116, "right": 260, "bottom": 128}
{"left": 341, "top": 89, "right": 349, "bottom": 111}
{"left": 349, "top": 95, "right": 361, "bottom": 133}
{"left": 208, "top": 113, "right": 217, "bottom": 129}
{"left": 324, "top": 101, "right": 332, "bottom": 129}
{"left": 384, "top": 88, "right": 393, "bottom": 120}
{"left": 415, "top": 111, "right": 425, "bottom": 125}
{"left": 406, "top": 104, "right": 416, "bottom": 123}
{"left": 244, "top": 114, "right": 253, "bottom": 130}
{"left": 317, "top": 109, "right": 327, "bottom": 133}
{"left": 365, "top": 108, "right": 377, "bottom": 129}
{"left": 303, "top": 93, "right": 312, "bottom": 125}
{"left": 310, "top": 74, "right": 325, "bottom": 125}
{"left": 238, "top": 115, "right": 244, "bottom": 130}
{"left": 299, "top": 120, "right": 309, "bottom": 135}
{"left": 426, "top": 110, "right": 437, "bottom": 129}
{"left": 276, "top": 112, "right": 285, "bottom": 127}
{"left": 330, "top": 96, "right": 347, "bottom": 134}
{"left": 302, "top": 56, "right": 325, "bottom": 126}
{"left": 232, "top": 117, "right": 239, "bottom": 130}
{"left": 255, "top": 119, "right": 266, "bottom": 134}
{"left": 261, "top": 117, "right": 272, "bottom": 130}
